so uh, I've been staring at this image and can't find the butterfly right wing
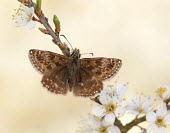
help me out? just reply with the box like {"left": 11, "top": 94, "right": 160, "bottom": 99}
{"left": 80, "top": 58, "right": 122, "bottom": 80}
{"left": 74, "top": 68, "right": 103, "bottom": 97}
{"left": 29, "top": 49, "right": 68, "bottom": 74}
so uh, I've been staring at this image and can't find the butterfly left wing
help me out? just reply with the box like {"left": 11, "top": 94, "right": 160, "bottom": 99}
{"left": 73, "top": 68, "right": 103, "bottom": 97}
{"left": 29, "top": 49, "right": 68, "bottom": 74}
{"left": 41, "top": 66, "right": 68, "bottom": 95}
{"left": 80, "top": 58, "right": 122, "bottom": 80}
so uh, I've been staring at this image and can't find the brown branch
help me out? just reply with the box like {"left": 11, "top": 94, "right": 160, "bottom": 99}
{"left": 165, "top": 97, "right": 170, "bottom": 105}
{"left": 122, "top": 104, "right": 170, "bottom": 133}
{"left": 92, "top": 94, "right": 169, "bottom": 132}
{"left": 122, "top": 116, "right": 146, "bottom": 133}
{"left": 168, "top": 105, "right": 170, "bottom": 110}
{"left": 115, "top": 118, "right": 124, "bottom": 132}
{"left": 28, "top": 0, "right": 70, "bottom": 57}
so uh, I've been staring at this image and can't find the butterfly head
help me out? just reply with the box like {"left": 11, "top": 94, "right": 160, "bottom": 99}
{"left": 70, "top": 48, "right": 81, "bottom": 59}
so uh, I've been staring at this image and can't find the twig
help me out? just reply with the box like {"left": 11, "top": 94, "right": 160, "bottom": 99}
{"left": 122, "top": 104, "right": 170, "bottom": 132}
{"left": 165, "top": 97, "right": 170, "bottom": 106}
{"left": 122, "top": 116, "right": 146, "bottom": 133}
{"left": 168, "top": 105, "right": 170, "bottom": 110}
{"left": 28, "top": 0, "right": 70, "bottom": 57}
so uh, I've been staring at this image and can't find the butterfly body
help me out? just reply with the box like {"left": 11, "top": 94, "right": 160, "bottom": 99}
{"left": 65, "top": 49, "right": 81, "bottom": 91}
{"left": 29, "top": 48, "right": 122, "bottom": 97}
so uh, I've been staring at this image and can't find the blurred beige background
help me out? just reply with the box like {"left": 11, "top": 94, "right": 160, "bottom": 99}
{"left": 0, "top": 0, "right": 170, "bottom": 132}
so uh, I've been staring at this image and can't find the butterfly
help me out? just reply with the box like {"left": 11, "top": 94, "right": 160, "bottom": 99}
{"left": 29, "top": 48, "right": 122, "bottom": 97}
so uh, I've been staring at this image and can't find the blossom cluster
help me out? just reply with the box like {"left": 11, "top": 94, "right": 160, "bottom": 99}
{"left": 13, "top": 4, "right": 36, "bottom": 29}
{"left": 77, "top": 83, "right": 170, "bottom": 133}
{"left": 12, "top": 2, "right": 170, "bottom": 133}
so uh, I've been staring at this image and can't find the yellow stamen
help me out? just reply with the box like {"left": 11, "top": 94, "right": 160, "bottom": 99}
{"left": 156, "top": 87, "right": 167, "bottom": 97}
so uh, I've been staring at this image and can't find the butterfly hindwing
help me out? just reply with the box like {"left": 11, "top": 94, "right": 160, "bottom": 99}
{"left": 29, "top": 49, "right": 68, "bottom": 74}
{"left": 80, "top": 58, "right": 122, "bottom": 80}
{"left": 41, "top": 67, "right": 68, "bottom": 95}
{"left": 74, "top": 68, "right": 103, "bottom": 97}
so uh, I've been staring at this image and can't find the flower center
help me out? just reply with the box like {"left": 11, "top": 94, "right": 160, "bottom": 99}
{"left": 137, "top": 106, "right": 143, "bottom": 113}
{"left": 106, "top": 102, "right": 116, "bottom": 112}
{"left": 156, "top": 87, "right": 167, "bottom": 97}
{"left": 27, "top": 13, "right": 32, "bottom": 22}
{"left": 155, "top": 118, "right": 166, "bottom": 127}
{"left": 99, "top": 127, "right": 107, "bottom": 133}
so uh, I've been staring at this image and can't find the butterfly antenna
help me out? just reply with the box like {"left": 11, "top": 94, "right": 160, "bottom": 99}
{"left": 81, "top": 53, "right": 94, "bottom": 56}
{"left": 60, "top": 34, "right": 73, "bottom": 50}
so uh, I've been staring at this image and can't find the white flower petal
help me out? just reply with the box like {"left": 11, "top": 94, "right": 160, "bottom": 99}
{"left": 13, "top": 4, "right": 35, "bottom": 29}
{"left": 147, "top": 123, "right": 158, "bottom": 133}
{"left": 128, "top": 110, "right": 140, "bottom": 115}
{"left": 91, "top": 105, "right": 106, "bottom": 117}
{"left": 162, "top": 90, "right": 170, "bottom": 100}
{"left": 77, "top": 114, "right": 102, "bottom": 133}
{"left": 156, "top": 85, "right": 170, "bottom": 100}
{"left": 115, "top": 107, "right": 125, "bottom": 118}
{"left": 146, "top": 112, "right": 157, "bottom": 123}
{"left": 141, "top": 96, "right": 154, "bottom": 113}
{"left": 27, "top": 20, "right": 36, "bottom": 29}
{"left": 30, "top": 7, "right": 35, "bottom": 16}
{"left": 99, "top": 94, "right": 112, "bottom": 105}
{"left": 111, "top": 96, "right": 122, "bottom": 106}
{"left": 114, "top": 82, "right": 128, "bottom": 98}
{"left": 157, "top": 127, "right": 167, "bottom": 133}
{"left": 140, "top": 129, "right": 146, "bottom": 133}
{"left": 107, "top": 126, "right": 121, "bottom": 133}
{"left": 156, "top": 102, "right": 167, "bottom": 118}
{"left": 127, "top": 95, "right": 140, "bottom": 110}
{"left": 14, "top": 21, "right": 27, "bottom": 27}
{"left": 164, "top": 113, "right": 170, "bottom": 125}
{"left": 103, "top": 113, "right": 115, "bottom": 126}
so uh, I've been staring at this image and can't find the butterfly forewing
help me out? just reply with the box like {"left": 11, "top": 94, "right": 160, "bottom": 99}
{"left": 29, "top": 49, "right": 69, "bottom": 95}
{"left": 29, "top": 49, "right": 68, "bottom": 74}
{"left": 80, "top": 58, "right": 122, "bottom": 80}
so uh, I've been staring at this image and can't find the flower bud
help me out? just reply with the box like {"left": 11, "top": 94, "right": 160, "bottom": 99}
{"left": 36, "top": 0, "right": 41, "bottom": 9}
{"left": 53, "top": 15, "right": 60, "bottom": 29}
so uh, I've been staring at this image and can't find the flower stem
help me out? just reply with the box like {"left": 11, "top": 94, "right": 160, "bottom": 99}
{"left": 27, "top": 0, "right": 70, "bottom": 56}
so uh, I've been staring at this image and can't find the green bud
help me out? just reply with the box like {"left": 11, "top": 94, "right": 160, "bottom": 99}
{"left": 53, "top": 15, "right": 60, "bottom": 28}
{"left": 38, "top": 28, "right": 44, "bottom": 33}
{"left": 36, "top": 0, "right": 41, "bottom": 9}
{"left": 38, "top": 28, "right": 49, "bottom": 34}
{"left": 33, "top": 2, "right": 37, "bottom": 8}
{"left": 57, "top": 42, "right": 61, "bottom": 46}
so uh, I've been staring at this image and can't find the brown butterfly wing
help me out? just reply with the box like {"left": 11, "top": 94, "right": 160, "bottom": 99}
{"left": 74, "top": 68, "right": 103, "bottom": 97}
{"left": 41, "top": 67, "right": 68, "bottom": 95}
{"left": 29, "top": 49, "right": 68, "bottom": 74}
{"left": 29, "top": 49, "right": 69, "bottom": 95}
{"left": 80, "top": 58, "right": 122, "bottom": 80}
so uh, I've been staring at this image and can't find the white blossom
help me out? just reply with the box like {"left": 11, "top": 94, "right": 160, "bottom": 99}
{"left": 107, "top": 126, "right": 121, "bottom": 133}
{"left": 156, "top": 85, "right": 170, "bottom": 100}
{"left": 12, "top": 4, "right": 36, "bottom": 29}
{"left": 77, "top": 115, "right": 121, "bottom": 133}
{"left": 127, "top": 95, "right": 154, "bottom": 115}
{"left": 140, "top": 129, "right": 147, "bottom": 133}
{"left": 100, "top": 82, "right": 128, "bottom": 99}
{"left": 92, "top": 94, "right": 125, "bottom": 125}
{"left": 146, "top": 102, "right": 170, "bottom": 133}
